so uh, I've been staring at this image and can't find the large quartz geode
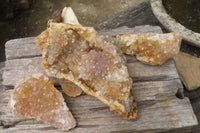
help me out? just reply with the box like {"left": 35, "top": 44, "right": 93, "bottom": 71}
{"left": 42, "top": 22, "right": 137, "bottom": 119}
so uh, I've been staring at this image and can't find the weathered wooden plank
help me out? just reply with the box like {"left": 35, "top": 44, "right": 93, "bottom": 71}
{"left": 2, "top": 25, "right": 179, "bottom": 87}
{"left": 2, "top": 57, "right": 43, "bottom": 87}
{"left": 2, "top": 56, "right": 183, "bottom": 102}
{"left": 5, "top": 37, "right": 41, "bottom": 60}
{"left": 2, "top": 56, "right": 183, "bottom": 100}
{"left": 1, "top": 25, "right": 198, "bottom": 132}
{"left": 0, "top": 87, "right": 197, "bottom": 133}
{"left": 100, "top": 25, "right": 162, "bottom": 36}
{"left": 4, "top": 26, "right": 162, "bottom": 61}
{"left": 126, "top": 56, "right": 179, "bottom": 81}
{"left": 2, "top": 57, "right": 61, "bottom": 86}
{"left": 3, "top": 25, "right": 168, "bottom": 87}
{"left": 2, "top": 56, "right": 180, "bottom": 87}
{"left": 2, "top": 55, "right": 184, "bottom": 99}
{"left": 0, "top": 62, "right": 5, "bottom": 84}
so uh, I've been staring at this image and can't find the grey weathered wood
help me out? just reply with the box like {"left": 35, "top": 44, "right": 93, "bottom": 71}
{"left": 4, "top": 26, "right": 162, "bottom": 62}
{"left": 100, "top": 25, "right": 162, "bottom": 36}
{"left": 126, "top": 56, "right": 180, "bottom": 81}
{"left": 0, "top": 62, "right": 5, "bottom": 83}
{"left": 5, "top": 37, "right": 41, "bottom": 60}
{"left": 0, "top": 88, "right": 197, "bottom": 133}
{"left": 3, "top": 25, "right": 164, "bottom": 87}
{"left": 0, "top": 25, "right": 198, "bottom": 132}
{"left": 3, "top": 57, "right": 42, "bottom": 87}
{"left": 2, "top": 57, "right": 60, "bottom": 86}
{"left": 2, "top": 56, "right": 180, "bottom": 88}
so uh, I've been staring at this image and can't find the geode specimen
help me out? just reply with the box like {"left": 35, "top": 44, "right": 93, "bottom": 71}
{"left": 117, "top": 33, "right": 181, "bottom": 65}
{"left": 41, "top": 22, "right": 137, "bottom": 119}
{"left": 8, "top": 73, "right": 76, "bottom": 130}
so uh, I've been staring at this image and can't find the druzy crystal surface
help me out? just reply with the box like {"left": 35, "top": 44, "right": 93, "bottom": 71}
{"left": 8, "top": 73, "right": 76, "bottom": 130}
{"left": 42, "top": 22, "right": 137, "bottom": 119}
{"left": 117, "top": 33, "right": 181, "bottom": 65}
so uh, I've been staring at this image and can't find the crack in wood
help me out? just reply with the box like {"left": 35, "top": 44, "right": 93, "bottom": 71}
{"left": 132, "top": 76, "right": 179, "bottom": 83}
{"left": 89, "top": 106, "right": 109, "bottom": 112}
{"left": 77, "top": 124, "right": 100, "bottom": 128}
{"left": 7, "top": 55, "right": 42, "bottom": 60}
{"left": 35, "top": 126, "right": 57, "bottom": 130}
{"left": 137, "top": 100, "right": 156, "bottom": 108}
{"left": 176, "top": 88, "right": 184, "bottom": 99}
{"left": 0, "top": 119, "right": 27, "bottom": 129}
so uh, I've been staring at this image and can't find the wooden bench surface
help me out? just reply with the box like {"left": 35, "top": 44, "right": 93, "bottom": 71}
{"left": 0, "top": 25, "right": 198, "bottom": 133}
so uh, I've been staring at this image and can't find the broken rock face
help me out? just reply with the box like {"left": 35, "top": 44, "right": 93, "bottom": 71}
{"left": 174, "top": 52, "right": 200, "bottom": 91}
{"left": 34, "top": 28, "right": 83, "bottom": 97}
{"left": 34, "top": 30, "right": 49, "bottom": 52}
{"left": 42, "top": 22, "right": 137, "bottom": 119}
{"left": 7, "top": 73, "right": 76, "bottom": 131}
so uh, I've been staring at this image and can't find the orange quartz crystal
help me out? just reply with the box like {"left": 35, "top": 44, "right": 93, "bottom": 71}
{"left": 7, "top": 73, "right": 76, "bottom": 131}
{"left": 117, "top": 33, "right": 181, "bottom": 65}
{"left": 41, "top": 22, "right": 137, "bottom": 119}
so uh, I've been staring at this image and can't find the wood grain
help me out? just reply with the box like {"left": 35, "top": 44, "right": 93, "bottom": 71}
{"left": 0, "top": 25, "right": 198, "bottom": 132}
{"left": 0, "top": 89, "right": 197, "bottom": 133}
{"left": 99, "top": 25, "right": 163, "bottom": 36}
{"left": 5, "top": 37, "right": 41, "bottom": 60}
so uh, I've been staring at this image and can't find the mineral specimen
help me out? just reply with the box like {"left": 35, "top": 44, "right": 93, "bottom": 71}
{"left": 117, "top": 33, "right": 181, "bottom": 65}
{"left": 34, "top": 23, "right": 83, "bottom": 97}
{"left": 41, "top": 22, "right": 137, "bottom": 119}
{"left": 7, "top": 73, "right": 76, "bottom": 131}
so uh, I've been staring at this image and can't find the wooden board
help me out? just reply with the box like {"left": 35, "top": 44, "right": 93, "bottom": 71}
{"left": 0, "top": 26, "right": 198, "bottom": 133}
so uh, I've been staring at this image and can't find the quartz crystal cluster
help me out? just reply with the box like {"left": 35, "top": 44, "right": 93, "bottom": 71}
{"left": 41, "top": 22, "right": 137, "bottom": 119}
{"left": 117, "top": 33, "right": 181, "bottom": 65}
{"left": 7, "top": 73, "right": 76, "bottom": 131}
{"left": 8, "top": 20, "right": 182, "bottom": 131}
{"left": 8, "top": 6, "right": 182, "bottom": 130}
